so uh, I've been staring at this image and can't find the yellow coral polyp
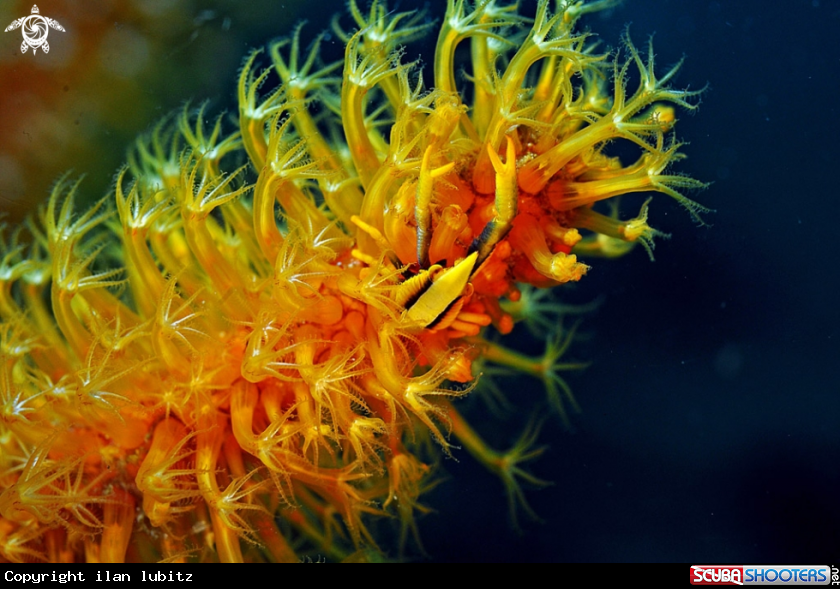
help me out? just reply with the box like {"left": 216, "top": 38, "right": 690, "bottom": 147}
{"left": 0, "top": 0, "right": 706, "bottom": 562}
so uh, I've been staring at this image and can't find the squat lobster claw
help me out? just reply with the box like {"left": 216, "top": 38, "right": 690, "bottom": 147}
{"left": 400, "top": 251, "right": 478, "bottom": 329}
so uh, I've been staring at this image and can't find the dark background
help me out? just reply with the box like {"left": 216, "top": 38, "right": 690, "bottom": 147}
{"left": 426, "top": 0, "right": 840, "bottom": 564}
{"left": 2, "top": 0, "right": 838, "bottom": 563}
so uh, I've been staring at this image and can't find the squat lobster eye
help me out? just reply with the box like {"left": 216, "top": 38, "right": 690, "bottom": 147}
{"left": 402, "top": 252, "right": 478, "bottom": 328}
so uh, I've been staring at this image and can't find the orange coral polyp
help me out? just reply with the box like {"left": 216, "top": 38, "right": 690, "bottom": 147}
{"left": 0, "top": 0, "right": 706, "bottom": 562}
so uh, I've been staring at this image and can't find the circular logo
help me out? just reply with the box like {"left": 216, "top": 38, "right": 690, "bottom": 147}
{"left": 22, "top": 15, "right": 48, "bottom": 49}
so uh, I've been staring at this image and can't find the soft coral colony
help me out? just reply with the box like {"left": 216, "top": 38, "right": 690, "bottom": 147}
{"left": 0, "top": 0, "right": 706, "bottom": 562}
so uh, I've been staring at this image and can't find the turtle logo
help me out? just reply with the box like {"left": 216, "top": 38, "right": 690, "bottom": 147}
{"left": 4, "top": 5, "right": 65, "bottom": 55}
